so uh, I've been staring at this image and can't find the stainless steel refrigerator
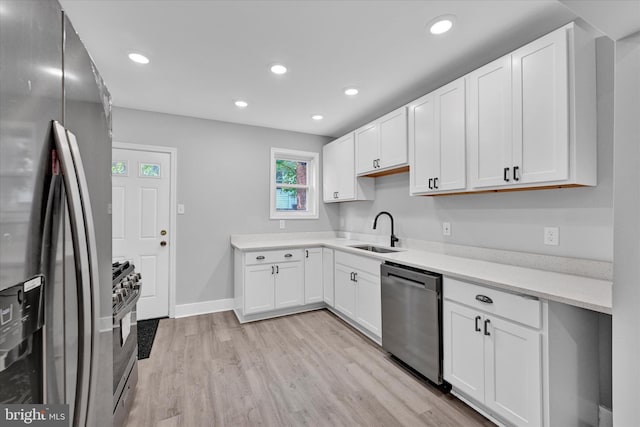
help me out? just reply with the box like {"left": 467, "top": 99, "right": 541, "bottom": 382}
{"left": 0, "top": 1, "right": 113, "bottom": 426}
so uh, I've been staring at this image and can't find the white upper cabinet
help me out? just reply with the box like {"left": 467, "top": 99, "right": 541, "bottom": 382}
{"left": 467, "top": 56, "right": 513, "bottom": 188}
{"left": 512, "top": 27, "right": 569, "bottom": 185}
{"left": 323, "top": 133, "right": 374, "bottom": 203}
{"left": 355, "top": 107, "right": 408, "bottom": 176}
{"left": 468, "top": 22, "right": 595, "bottom": 191}
{"left": 409, "top": 77, "right": 466, "bottom": 195}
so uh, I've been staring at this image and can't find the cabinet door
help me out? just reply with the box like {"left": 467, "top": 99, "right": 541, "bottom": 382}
{"left": 304, "top": 248, "right": 323, "bottom": 304}
{"left": 322, "top": 142, "right": 338, "bottom": 202}
{"left": 484, "top": 316, "right": 542, "bottom": 427}
{"left": 334, "top": 263, "right": 356, "bottom": 318}
{"left": 443, "top": 300, "right": 485, "bottom": 403}
{"left": 322, "top": 248, "right": 334, "bottom": 306}
{"left": 467, "top": 56, "right": 512, "bottom": 188}
{"left": 354, "top": 270, "right": 381, "bottom": 337}
{"left": 378, "top": 107, "right": 407, "bottom": 170}
{"left": 434, "top": 78, "right": 466, "bottom": 192}
{"left": 512, "top": 27, "right": 568, "bottom": 185}
{"left": 244, "top": 264, "right": 275, "bottom": 315}
{"left": 408, "top": 93, "right": 435, "bottom": 194}
{"left": 334, "top": 134, "right": 356, "bottom": 200}
{"left": 355, "top": 123, "right": 379, "bottom": 175}
{"left": 274, "top": 262, "right": 303, "bottom": 309}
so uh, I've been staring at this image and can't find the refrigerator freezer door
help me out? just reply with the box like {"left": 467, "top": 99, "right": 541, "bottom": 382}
{"left": 0, "top": 0, "right": 63, "bottom": 291}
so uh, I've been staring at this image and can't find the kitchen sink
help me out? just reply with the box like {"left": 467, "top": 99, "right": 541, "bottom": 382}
{"left": 349, "top": 244, "right": 400, "bottom": 253}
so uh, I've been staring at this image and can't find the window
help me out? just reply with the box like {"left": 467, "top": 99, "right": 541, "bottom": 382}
{"left": 270, "top": 148, "right": 319, "bottom": 219}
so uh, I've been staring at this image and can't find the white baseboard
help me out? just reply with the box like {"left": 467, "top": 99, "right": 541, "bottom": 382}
{"left": 174, "top": 298, "right": 234, "bottom": 318}
{"left": 599, "top": 405, "right": 613, "bottom": 427}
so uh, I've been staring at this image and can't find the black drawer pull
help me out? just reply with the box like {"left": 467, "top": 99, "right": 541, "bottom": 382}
{"left": 503, "top": 167, "right": 510, "bottom": 182}
{"left": 475, "top": 315, "right": 481, "bottom": 332}
{"left": 475, "top": 294, "right": 493, "bottom": 304}
{"left": 484, "top": 319, "right": 491, "bottom": 336}
{"left": 256, "top": 255, "right": 265, "bottom": 260}
{"left": 513, "top": 166, "right": 520, "bottom": 181}
{"left": 284, "top": 253, "right": 293, "bottom": 258}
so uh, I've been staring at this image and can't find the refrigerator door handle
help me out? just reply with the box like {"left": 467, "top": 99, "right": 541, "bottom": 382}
{"left": 65, "top": 128, "right": 101, "bottom": 425}
{"left": 51, "top": 121, "right": 95, "bottom": 427}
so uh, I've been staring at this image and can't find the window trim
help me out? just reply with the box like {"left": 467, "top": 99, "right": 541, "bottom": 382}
{"left": 270, "top": 147, "right": 319, "bottom": 220}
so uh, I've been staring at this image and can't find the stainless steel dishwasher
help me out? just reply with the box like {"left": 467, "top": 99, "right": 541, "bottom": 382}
{"left": 381, "top": 262, "right": 446, "bottom": 388}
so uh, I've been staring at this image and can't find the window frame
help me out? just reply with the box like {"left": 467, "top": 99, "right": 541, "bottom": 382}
{"left": 270, "top": 147, "right": 319, "bottom": 220}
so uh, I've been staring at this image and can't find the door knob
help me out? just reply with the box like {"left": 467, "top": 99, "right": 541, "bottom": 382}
{"left": 160, "top": 241, "right": 167, "bottom": 247}
{"left": 160, "top": 230, "right": 167, "bottom": 236}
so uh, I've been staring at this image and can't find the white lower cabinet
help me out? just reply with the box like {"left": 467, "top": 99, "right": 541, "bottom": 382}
{"left": 244, "top": 264, "right": 276, "bottom": 315}
{"left": 445, "top": 300, "right": 542, "bottom": 426}
{"left": 274, "top": 262, "right": 303, "bottom": 309}
{"left": 334, "top": 263, "right": 356, "bottom": 318}
{"left": 322, "top": 248, "right": 334, "bottom": 306}
{"left": 304, "top": 248, "right": 323, "bottom": 304}
{"left": 444, "top": 277, "right": 599, "bottom": 427}
{"left": 333, "top": 251, "right": 382, "bottom": 338}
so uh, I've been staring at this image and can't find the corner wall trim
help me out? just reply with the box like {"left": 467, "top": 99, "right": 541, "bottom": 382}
{"left": 174, "top": 299, "right": 234, "bottom": 319}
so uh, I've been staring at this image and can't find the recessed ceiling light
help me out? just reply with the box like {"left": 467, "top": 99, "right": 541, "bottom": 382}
{"left": 344, "top": 88, "right": 359, "bottom": 96}
{"left": 128, "top": 53, "right": 150, "bottom": 64}
{"left": 311, "top": 114, "right": 324, "bottom": 121}
{"left": 270, "top": 64, "right": 288, "bottom": 75}
{"left": 429, "top": 15, "right": 455, "bottom": 35}
{"left": 235, "top": 100, "right": 248, "bottom": 108}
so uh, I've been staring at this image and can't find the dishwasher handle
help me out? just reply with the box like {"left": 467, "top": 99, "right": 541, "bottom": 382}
{"left": 381, "top": 263, "right": 441, "bottom": 293}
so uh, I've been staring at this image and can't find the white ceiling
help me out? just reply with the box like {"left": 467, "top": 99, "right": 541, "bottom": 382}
{"left": 59, "top": 0, "right": 581, "bottom": 138}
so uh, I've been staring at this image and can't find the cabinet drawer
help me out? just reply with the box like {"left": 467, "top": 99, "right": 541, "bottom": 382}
{"left": 245, "top": 249, "right": 303, "bottom": 265}
{"left": 335, "top": 251, "right": 382, "bottom": 277}
{"left": 443, "top": 277, "right": 541, "bottom": 329}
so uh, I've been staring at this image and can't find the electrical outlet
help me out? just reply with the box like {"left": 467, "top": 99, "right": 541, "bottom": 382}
{"left": 177, "top": 204, "right": 185, "bottom": 214}
{"left": 279, "top": 220, "right": 286, "bottom": 229}
{"left": 544, "top": 227, "right": 559, "bottom": 246}
{"left": 443, "top": 222, "right": 451, "bottom": 236}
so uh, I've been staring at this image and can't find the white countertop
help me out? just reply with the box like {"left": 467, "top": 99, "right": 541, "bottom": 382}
{"left": 231, "top": 235, "right": 612, "bottom": 314}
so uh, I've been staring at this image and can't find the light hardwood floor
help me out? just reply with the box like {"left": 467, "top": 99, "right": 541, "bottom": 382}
{"left": 124, "top": 309, "right": 494, "bottom": 427}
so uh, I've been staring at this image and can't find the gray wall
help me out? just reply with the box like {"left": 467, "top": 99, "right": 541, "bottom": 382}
{"left": 612, "top": 31, "right": 640, "bottom": 426}
{"left": 339, "top": 38, "right": 615, "bottom": 262}
{"left": 112, "top": 107, "right": 338, "bottom": 304}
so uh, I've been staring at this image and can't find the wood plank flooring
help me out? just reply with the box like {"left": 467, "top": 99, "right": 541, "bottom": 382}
{"left": 124, "top": 309, "right": 494, "bottom": 427}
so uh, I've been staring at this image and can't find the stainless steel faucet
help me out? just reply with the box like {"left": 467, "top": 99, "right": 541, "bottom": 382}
{"left": 373, "top": 211, "right": 399, "bottom": 247}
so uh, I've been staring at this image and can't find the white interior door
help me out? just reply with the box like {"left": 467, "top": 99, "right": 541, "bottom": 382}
{"left": 112, "top": 148, "right": 171, "bottom": 320}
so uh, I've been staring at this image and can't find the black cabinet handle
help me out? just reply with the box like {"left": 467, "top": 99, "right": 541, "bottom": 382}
{"left": 475, "top": 294, "right": 493, "bottom": 304}
{"left": 475, "top": 315, "right": 481, "bottom": 332}
{"left": 434, "top": 177, "right": 439, "bottom": 189}
{"left": 305, "top": 250, "right": 309, "bottom": 258}
{"left": 428, "top": 178, "right": 433, "bottom": 189}
{"left": 503, "top": 167, "right": 510, "bottom": 182}
{"left": 513, "top": 166, "right": 520, "bottom": 181}
{"left": 484, "top": 319, "right": 491, "bottom": 336}
{"left": 256, "top": 255, "right": 265, "bottom": 260}
{"left": 377, "top": 159, "right": 381, "bottom": 168}
{"left": 276, "top": 265, "right": 279, "bottom": 274}
{"left": 353, "top": 272, "right": 357, "bottom": 282}
{"left": 349, "top": 272, "right": 354, "bottom": 281}
{"left": 284, "top": 253, "right": 293, "bottom": 258}
{"left": 271, "top": 266, "right": 274, "bottom": 275}
{"left": 373, "top": 159, "right": 376, "bottom": 169}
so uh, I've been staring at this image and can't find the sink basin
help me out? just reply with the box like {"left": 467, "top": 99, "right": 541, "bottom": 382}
{"left": 350, "top": 244, "right": 400, "bottom": 253}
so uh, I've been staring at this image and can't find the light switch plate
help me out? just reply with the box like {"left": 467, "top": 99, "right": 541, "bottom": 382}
{"left": 443, "top": 222, "right": 451, "bottom": 236}
{"left": 177, "top": 204, "right": 185, "bottom": 214}
{"left": 544, "top": 227, "right": 559, "bottom": 246}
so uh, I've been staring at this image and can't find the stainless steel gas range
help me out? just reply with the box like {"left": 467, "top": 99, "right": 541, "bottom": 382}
{"left": 112, "top": 261, "right": 141, "bottom": 426}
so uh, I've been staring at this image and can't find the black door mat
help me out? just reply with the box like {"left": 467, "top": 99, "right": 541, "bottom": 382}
{"left": 137, "top": 318, "right": 162, "bottom": 360}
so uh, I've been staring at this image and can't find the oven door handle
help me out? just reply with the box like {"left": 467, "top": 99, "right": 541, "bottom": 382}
{"left": 113, "top": 289, "right": 142, "bottom": 325}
